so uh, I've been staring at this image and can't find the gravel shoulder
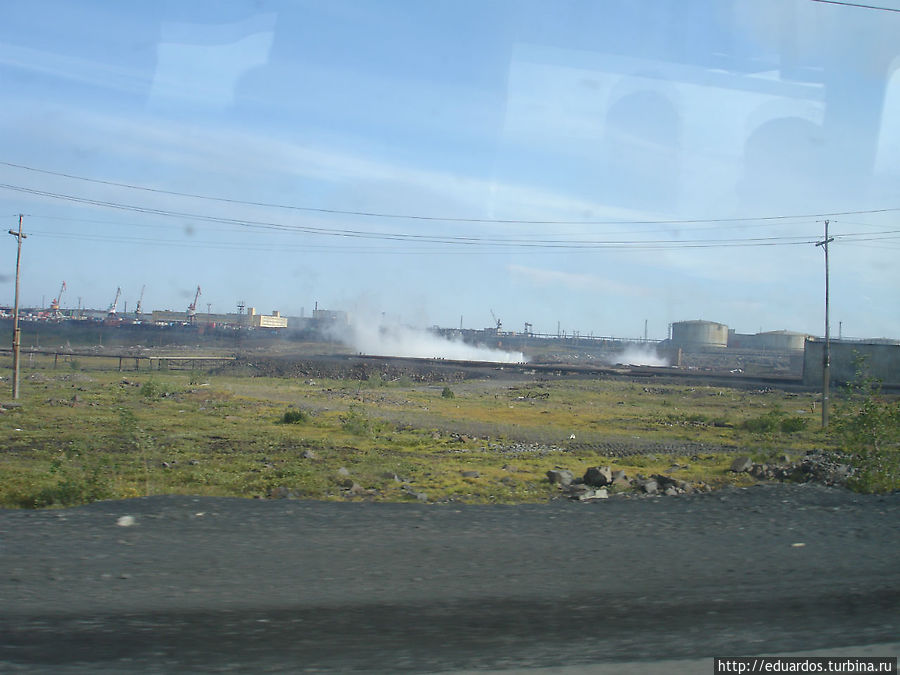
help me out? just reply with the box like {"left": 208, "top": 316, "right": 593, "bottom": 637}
{"left": 1, "top": 484, "right": 897, "bottom": 672}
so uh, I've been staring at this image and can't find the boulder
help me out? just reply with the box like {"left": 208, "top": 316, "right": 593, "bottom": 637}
{"left": 641, "top": 480, "right": 658, "bottom": 495}
{"left": 730, "top": 456, "right": 753, "bottom": 473}
{"left": 584, "top": 466, "right": 613, "bottom": 487}
{"left": 546, "top": 469, "right": 574, "bottom": 486}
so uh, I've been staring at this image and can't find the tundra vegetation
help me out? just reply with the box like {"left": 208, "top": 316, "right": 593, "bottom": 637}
{"left": 0, "top": 354, "right": 896, "bottom": 508}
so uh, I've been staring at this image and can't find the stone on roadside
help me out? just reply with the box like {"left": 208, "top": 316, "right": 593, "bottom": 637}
{"left": 577, "top": 488, "right": 609, "bottom": 501}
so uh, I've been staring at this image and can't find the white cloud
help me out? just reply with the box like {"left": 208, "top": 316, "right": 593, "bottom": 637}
{"left": 507, "top": 263, "right": 652, "bottom": 297}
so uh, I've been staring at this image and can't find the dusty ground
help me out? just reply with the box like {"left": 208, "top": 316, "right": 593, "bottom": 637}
{"left": 1, "top": 483, "right": 897, "bottom": 673}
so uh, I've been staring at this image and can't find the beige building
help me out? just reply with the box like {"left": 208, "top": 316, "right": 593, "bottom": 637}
{"left": 150, "top": 307, "right": 287, "bottom": 329}
{"left": 247, "top": 308, "right": 288, "bottom": 328}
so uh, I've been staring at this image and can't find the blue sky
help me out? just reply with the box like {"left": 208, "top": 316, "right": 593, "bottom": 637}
{"left": 1, "top": 0, "right": 899, "bottom": 340}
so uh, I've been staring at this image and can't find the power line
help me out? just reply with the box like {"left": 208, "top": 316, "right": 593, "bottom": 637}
{"left": 810, "top": 0, "right": 900, "bottom": 12}
{"left": 3, "top": 159, "right": 900, "bottom": 225}
{"left": 0, "top": 183, "right": 829, "bottom": 248}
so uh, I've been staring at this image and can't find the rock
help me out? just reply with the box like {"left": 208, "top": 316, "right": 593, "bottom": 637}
{"left": 730, "top": 456, "right": 753, "bottom": 473}
{"left": 641, "top": 480, "right": 658, "bottom": 495}
{"left": 664, "top": 486, "right": 678, "bottom": 496}
{"left": 652, "top": 474, "right": 678, "bottom": 490}
{"left": 301, "top": 449, "right": 318, "bottom": 459}
{"left": 348, "top": 482, "right": 365, "bottom": 495}
{"left": 577, "top": 488, "right": 609, "bottom": 501}
{"left": 546, "top": 469, "right": 574, "bottom": 486}
{"left": 269, "top": 486, "right": 296, "bottom": 499}
{"left": 461, "top": 470, "right": 480, "bottom": 478}
{"left": 611, "top": 476, "right": 631, "bottom": 489}
{"left": 336, "top": 477, "right": 355, "bottom": 489}
{"left": 611, "top": 469, "right": 628, "bottom": 482}
{"left": 583, "top": 466, "right": 613, "bottom": 487}
{"left": 337, "top": 467, "right": 350, "bottom": 477}
{"left": 116, "top": 516, "right": 136, "bottom": 527}
{"left": 188, "top": 459, "right": 200, "bottom": 466}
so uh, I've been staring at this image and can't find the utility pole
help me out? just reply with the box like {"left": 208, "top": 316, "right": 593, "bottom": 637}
{"left": 815, "top": 219, "right": 835, "bottom": 428}
{"left": 8, "top": 214, "right": 27, "bottom": 399}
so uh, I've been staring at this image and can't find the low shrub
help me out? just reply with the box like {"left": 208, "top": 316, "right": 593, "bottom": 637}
{"left": 280, "top": 409, "right": 308, "bottom": 425}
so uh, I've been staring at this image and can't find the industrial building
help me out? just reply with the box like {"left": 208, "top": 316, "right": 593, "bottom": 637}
{"left": 804, "top": 339, "right": 900, "bottom": 388}
{"left": 150, "top": 307, "right": 287, "bottom": 329}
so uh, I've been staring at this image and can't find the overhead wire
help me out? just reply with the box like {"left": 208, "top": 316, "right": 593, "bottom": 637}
{"left": 2, "top": 159, "right": 900, "bottom": 225}
{"left": 1, "top": 183, "right": 830, "bottom": 249}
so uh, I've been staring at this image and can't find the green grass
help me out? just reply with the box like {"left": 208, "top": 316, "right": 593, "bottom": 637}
{"left": 0, "top": 356, "right": 835, "bottom": 507}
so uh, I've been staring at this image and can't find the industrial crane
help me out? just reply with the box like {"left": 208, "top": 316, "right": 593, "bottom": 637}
{"left": 107, "top": 287, "right": 122, "bottom": 317}
{"left": 490, "top": 309, "right": 502, "bottom": 333}
{"left": 49, "top": 281, "right": 66, "bottom": 312}
{"left": 187, "top": 286, "right": 202, "bottom": 320}
{"left": 134, "top": 285, "right": 146, "bottom": 316}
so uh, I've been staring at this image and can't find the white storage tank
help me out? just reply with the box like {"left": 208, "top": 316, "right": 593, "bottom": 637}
{"left": 672, "top": 320, "right": 729, "bottom": 349}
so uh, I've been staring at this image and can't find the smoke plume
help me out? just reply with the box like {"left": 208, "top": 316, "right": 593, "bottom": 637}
{"left": 604, "top": 345, "right": 670, "bottom": 367}
{"left": 336, "top": 315, "right": 526, "bottom": 363}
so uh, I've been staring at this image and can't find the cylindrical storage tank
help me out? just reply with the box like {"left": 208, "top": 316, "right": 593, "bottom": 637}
{"left": 672, "top": 320, "right": 729, "bottom": 349}
{"left": 754, "top": 330, "right": 808, "bottom": 351}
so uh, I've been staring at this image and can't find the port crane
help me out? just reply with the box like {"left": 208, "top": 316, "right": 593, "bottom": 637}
{"left": 107, "top": 287, "right": 122, "bottom": 317}
{"left": 134, "top": 285, "right": 146, "bottom": 316}
{"left": 490, "top": 309, "right": 502, "bottom": 333}
{"left": 187, "top": 286, "right": 202, "bottom": 320}
{"left": 49, "top": 281, "right": 66, "bottom": 312}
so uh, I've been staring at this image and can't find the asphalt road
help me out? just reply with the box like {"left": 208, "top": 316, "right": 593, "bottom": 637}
{"left": 1, "top": 483, "right": 897, "bottom": 673}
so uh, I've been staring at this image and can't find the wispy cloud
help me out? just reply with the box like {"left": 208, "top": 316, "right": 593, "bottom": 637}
{"left": 507, "top": 263, "right": 652, "bottom": 297}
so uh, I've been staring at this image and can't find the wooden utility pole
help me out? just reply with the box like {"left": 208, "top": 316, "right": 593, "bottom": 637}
{"left": 816, "top": 219, "right": 835, "bottom": 428}
{"left": 8, "top": 214, "right": 27, "bottom": 399}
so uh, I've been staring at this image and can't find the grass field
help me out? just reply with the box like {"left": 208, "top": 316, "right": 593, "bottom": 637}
{"left": 0, "top": 354, "right": 834, "bottom": 507}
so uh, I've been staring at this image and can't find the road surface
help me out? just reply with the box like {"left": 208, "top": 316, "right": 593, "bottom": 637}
{"left": 1, "top": 483, "right": 897, "bottom": 672}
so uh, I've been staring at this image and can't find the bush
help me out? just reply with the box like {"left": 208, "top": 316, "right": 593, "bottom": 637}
{"left": 341, "top": 406, "right": 372, "bottom": 436}
{"left": 831, "top": 357, "right": 900, "bottom": 493}
{"left": 280, "top": 409, "right": 308, "bottom": 424}
{"left": 441, "top": 386, "right": 455, "bottom": 399}
{"left": 26, "top": 452, "right": 115, "bottom": 508}
{"left": 741, "top": 412, "right": 780, "bottom": 433}
{"left": 778, "top": 416, "right": 807, "bottom": 434}
{"left": 140, "top": 380, "right": 170, "bottom": 399}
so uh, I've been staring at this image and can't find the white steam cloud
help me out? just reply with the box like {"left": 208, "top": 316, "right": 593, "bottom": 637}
{"left": 604, "top": 345, "right": 670, "bottom": 367}
{"left": 336, "top": 315, "right": 526, "bottom": 363}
